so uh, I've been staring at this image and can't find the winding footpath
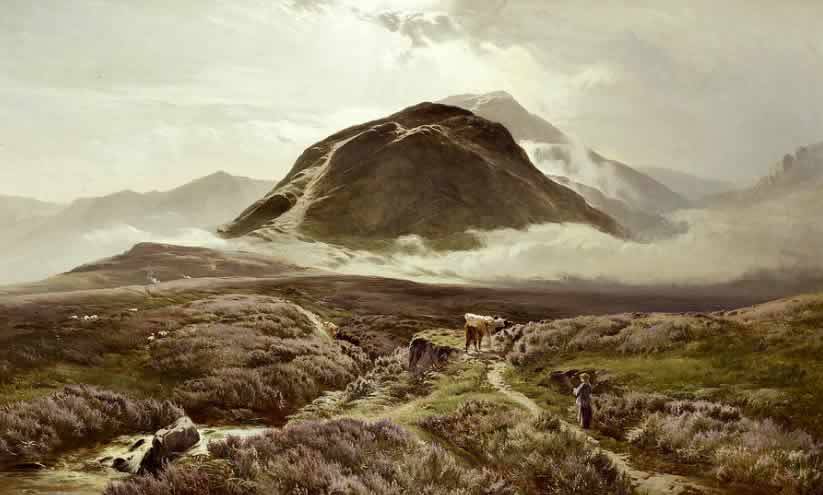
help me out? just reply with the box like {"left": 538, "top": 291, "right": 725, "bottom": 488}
{"left": 486, "top": 360, "right": 719, "bottom": 495}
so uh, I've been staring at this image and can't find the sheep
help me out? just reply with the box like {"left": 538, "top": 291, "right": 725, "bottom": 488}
{"left": 157, "top": 331, "right": 169, "bottom": 338}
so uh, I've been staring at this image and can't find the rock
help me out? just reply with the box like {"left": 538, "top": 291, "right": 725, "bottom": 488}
{"left": 128, "top": 438, "right": 146, "bottom": 452}
{"left": 12, "top": 462, "right": 47, "bottom": 471}
{"left": 138, "top": 416, "right": 200, "bottom": 475}
{"left": 408, "top": 337, "right": 458, "bottom": 372}
{"left": 112, "top": 457, "right": 131, "bottom": 473}
{"left": 98, "top": 456, "right": 113, "bottom": 465}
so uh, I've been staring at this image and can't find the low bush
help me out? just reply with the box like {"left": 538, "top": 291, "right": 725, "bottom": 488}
{"left": 0, "top": 385, "right": 182, "bottom": 466}
{"left": 104, "top": 417, "right": 508, "bottom": 495}
{"left": 608, "top": 394, "right": 823, "bottom": 493}
{"left": 147, "top": 296, "right": 369, "bottom": 419}
{"left": 502, "top": 314, "right": 726, "bottom": 365}
{"left": 292, "top": 349, "right": 431, "bottom": 421}
{"left": 420, "top": 400, "right": 632, "bottom": 495}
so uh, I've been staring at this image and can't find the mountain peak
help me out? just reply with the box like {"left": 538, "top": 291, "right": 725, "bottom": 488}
{"left": 439, "top": 92, "right": 568, "bottom": 145}
{"left": 221, "top": 101, "right": 623, "bottom": 242}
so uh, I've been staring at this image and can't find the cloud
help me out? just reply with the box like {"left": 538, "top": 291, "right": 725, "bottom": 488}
{"left": 0, "top": 225, "right": 227, "bottom": 285}
{"left": 238, "top": 186, "right": 823, "bottom": 287}
{"left": 2, "top": 0, "right": 823, "bottom": 202}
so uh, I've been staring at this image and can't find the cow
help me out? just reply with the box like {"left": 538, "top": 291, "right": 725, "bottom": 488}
{"left": 464, "top": 313, "right": 510, "bottom": 352}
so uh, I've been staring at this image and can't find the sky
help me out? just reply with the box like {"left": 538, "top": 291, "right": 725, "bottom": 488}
{"left": 2, "top": 0, "right": 823, "bottom": 202}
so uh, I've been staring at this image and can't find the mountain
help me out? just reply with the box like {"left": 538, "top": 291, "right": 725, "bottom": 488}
{"left": 439, "top": 91, "right": 690, "bottom": 216}
{"left": 705, "top": 142, "right": 823, "bottom": 207}
{"left": 638, "top": 167, "right": 735, "bottom": 201}
{"left": 0, "top": 195, "right": 63, "bottom": 243}
{"left": 0, "top": 242, "right": 306, "bottom": 295}
{"left": 32, "top": 171, "right": 274, "bottom": 237}
{"left": 221, "top": 102, "right": 623, "bottom": 245}
{"left": 440, "top": 91, "right": 568, "bottom": 144}
{"left": 549, "top": 175, "right": 688, "bottom": 241}
{"left": 0, "top": 172, "right": 274, "bottom": 284}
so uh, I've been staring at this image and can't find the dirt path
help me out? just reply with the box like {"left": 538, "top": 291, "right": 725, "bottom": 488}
{"left": 486, "top": 361, "right": 718, "bottom": 495}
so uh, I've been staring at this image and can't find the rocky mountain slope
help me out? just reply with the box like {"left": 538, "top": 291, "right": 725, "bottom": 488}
{"left": 549, "top": 175, "right": 688, "bottom": 241}
{"left": 440, "top": 92, "right": 690, "bottom": 216}
{"left": 638, "top": 167, "right": 735, "bottom": 201}
{"left": 220, "top": 102, "right": 623, "bottom": 244}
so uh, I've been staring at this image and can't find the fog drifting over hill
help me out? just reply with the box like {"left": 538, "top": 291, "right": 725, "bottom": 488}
{"left": 224, "top": 186, "right": 822, "bottom": 286}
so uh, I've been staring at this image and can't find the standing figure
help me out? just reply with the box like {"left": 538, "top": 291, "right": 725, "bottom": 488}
{"left": 574, "top": 373, "right": 593, "bottom": 429}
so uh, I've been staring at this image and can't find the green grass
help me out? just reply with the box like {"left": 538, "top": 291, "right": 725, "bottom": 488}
{"left": 0, "top": 351, "right": 175, "bottom": 404}
{"left": 413, "top": 328, "right": 464, "bottom": 350}
{"left": 508, "top": 320, "right": 823, "bottom": 437}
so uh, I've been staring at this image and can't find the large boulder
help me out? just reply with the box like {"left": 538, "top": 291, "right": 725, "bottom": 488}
{"left": 137, "top": 416, "right": 200, "bottom": 475}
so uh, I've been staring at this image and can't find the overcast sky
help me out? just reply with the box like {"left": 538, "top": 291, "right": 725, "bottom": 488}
{"left": 2, "top": 0, "right": 823, "bottom": 202}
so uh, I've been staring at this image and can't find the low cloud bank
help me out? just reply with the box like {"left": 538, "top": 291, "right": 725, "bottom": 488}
{"left": 244, "top": 188, "right": 823, "bottom": 287}
{"left": 2, "top": 187, "right": 821, "bottom": 289}
{"left": 0, "top": 225, "right": 227, "bottom": 285}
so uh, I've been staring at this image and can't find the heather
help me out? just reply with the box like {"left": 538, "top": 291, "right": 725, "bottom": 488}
{"left": 291, "top": 348, "right": 432, "bottom": 421}
{"left": 616, "top": 395, "right": 823, "bottom": 493}
{"left": 0, "top": 385, "right": 182, "bottom": 467}
{"left": 145, "top": 295, "right": 369, "bottom": 419}
{"left": 104, "top": 417, "right": 508, "bottom": 495}
{"left": 500, "top": 313, "right": 726, "bottom": 366}
{"left": 419, "top": 400, "right": 633, "bottom": 495}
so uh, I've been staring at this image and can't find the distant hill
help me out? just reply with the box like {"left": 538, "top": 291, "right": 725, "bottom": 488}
{"left": 0, "top": 195, "right": 64, "bottom": 244}
{"left": 549, "top": 175, "right": 688, "bottom": 241}
{"left": 704, "top": 142, "right": 823, "bottom": 207}
{"left": 440, "top": 91, "right": 690, "bottom": 239}
{"left": 26, "top": 171, "right": 273, "bottom": 238}
{"left": 0, "top": 172, "right": 274, "bottom": 284}
{"left": 639, "top": 167, "right": 735, "bottom": 201}
{"left": 220, "top": 102, "right": 623, "bottom": 245}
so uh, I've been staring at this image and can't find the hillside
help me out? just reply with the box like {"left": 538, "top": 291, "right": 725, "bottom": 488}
{"left": 549, "top": 175, "right": 688, "bottom": 241}
{"left": 1, "top": 252, "right": 822, "bottom": 494}
{"left": 639, "top": 167, "right": 735, "bottom": 201}
{"left": 0, "top": 195, "right": 63, "bottom": 246}
{"left": 28, "top": 171, "right": 273, "bottom": 238}
{"left": 220, "top": 102, "right": 623, "bottom": 244}
{"left": 705, "top": 142, "right": 823, "bottom": 206}
{"left": 0, "top": 172, "right": 274, "bottom": 285}
{"left": 440, "top": 92, "right": 690, "bottom": 216}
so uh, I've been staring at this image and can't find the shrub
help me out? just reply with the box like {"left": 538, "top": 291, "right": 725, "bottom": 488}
{"left": 419, "top": 400, "right": 632, "bottom": 495}
{"left": 0, "top": 385, "right": 182, "bottom": 466}
{"left": 105, "top": 417, "right": 509, "bottom": 495}
{"left": 504, "top": 314, "right": 727, "bottom": 364}
{"left": 293, "top": 349, "right": 430, "bottom": 422}
{"left": 625, "top": 401, "right": 823, "bottom": 493}
{"left": 147, "top": 296, "right": 369, "bottom": 419}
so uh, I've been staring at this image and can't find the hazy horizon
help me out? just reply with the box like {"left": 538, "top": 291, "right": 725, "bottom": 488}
{"left": 3, "top": 0, "right": 823, "bottom": 202}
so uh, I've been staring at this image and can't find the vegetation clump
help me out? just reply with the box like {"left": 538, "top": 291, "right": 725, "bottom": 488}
{"left": 104, "top": 417, "right": 508, "bottom": 495}
{"left": 420, "top": 400, "right": 633, "bottom": 495}
{"left": 0, "top": 385, "right": 182, "bottom": 467}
